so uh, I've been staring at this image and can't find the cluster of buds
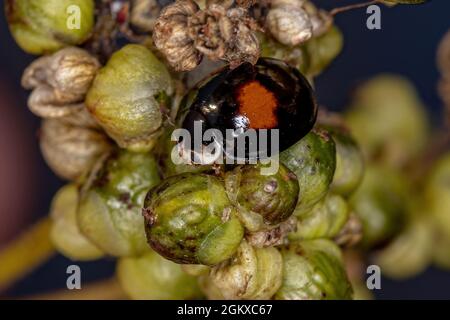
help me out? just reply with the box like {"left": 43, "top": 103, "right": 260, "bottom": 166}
{"left": 21, "top": 47, "right": 112, "bottom": 181}
{"left": 153, "top": 0, "right": 260, "bottom": 71}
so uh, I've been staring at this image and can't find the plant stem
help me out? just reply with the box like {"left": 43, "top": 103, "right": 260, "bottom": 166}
{"left": 330, "top": 0, "right": 382, "bottom": 16}
{"left": 23, "top": 278, "right": 126, "bottom": 300}
{"left": 0, "top": 217, "right": 55, "bottom": 292}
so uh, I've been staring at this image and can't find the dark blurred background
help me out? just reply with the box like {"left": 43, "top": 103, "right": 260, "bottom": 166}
{"left": 0, "top": 0, "right": 449, "bottom": 299}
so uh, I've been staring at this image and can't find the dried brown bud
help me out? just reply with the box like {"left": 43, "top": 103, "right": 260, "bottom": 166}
{"left": 153, "top": 0, "right": 203, "bottom": 71}
{"left": 221, "top": 6, "right": 260, "bottom": 67}
{"left": 58, "top": 106, "right": 101, "bottom": 129}
{"left": 266, "top": 0, "right": 313, "bottom": 46}
{"left": 188, "top": 4, "right": 228, "bottom": 59}
{"left": 40, "top": 119, "right": 112, "bottom": 181}
{"left": 22, "top": 47, "right": 100, "bottom": 119}
{"left": 153, "top": 0, "right": 259, "bottom": 71}
{"left": 206, "top": 0, "right": 257, "bottom": 9}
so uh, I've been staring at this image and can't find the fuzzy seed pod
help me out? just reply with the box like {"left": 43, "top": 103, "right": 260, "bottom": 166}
{"left": 266, "top": 0, "right": 313, "bottom": 46}
{"left": 225, "top": 163, "right": 299, "bottom": 227}
{"left": 275, "top": 239, "right": 353, "bottom": 300}
{"left": 86, "top": 44, "right": 173, "bottom": 152}
{"left": 280, "top": 128, "right": 336, "bottom": 214}
{"left": 289, "top": 194, "right": 350, "bottom": 241}
{"left": 78, "top": 150, "right": 161, "bottom": 257}
{"left": 5, "top": 0, "right": 94, "bottom": 54}
{"left": 209, "top": 240, "right": 283, "bottom": 300}
{"left": 143, "top": 173, "right": 244, "bottom": 265}
{"left": 50, "top": 184, "right": 104, "bottom": 261}
{"left": 40, "top": 119, "right": 112, "bottom": 181}
{"left": 117, "top": 250, "right": 203, "bottom": 300}
{"left": 22, "top": 47, "right": 100, "bottom": 119}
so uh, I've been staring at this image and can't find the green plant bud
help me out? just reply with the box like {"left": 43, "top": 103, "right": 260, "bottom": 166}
{"left": 329, "top": 129, "right": 364, "bottom": 196}
{"left": 259, "top": 33, "right": 310, "bottom": 75}
{"left": 345, "top": 74, "right": 429, "bottom": 167}
{"left": 86, "top": 44, "right": 173, "bottom": 152}
{"left": 224, "top": 163, "right": 299, "bottom": 227}
{"left": 275, "top": 239, "right": 353, "bottom": 300}
{"left": 424, "top": 152, "right": 450, "bottom": 238}
{"left": 280, "top": 129, "right": 336, "bottom": 214}
{"left": 117, "top": 250, "right": 203, "bottom": 300}
{"left": 78, "top": 150, "right": 161, "bottom": 257}
{"left": 259, "top": 25, "right": 343, "bottom": 78}
{"left": 143, "top": 173, "right": 244, "bottom": 265}
{"left": 289, "top": 194, "right": 350, "bottom": 241}
{"left": 303, "top": 26, "right": 344, "bottom": 77}
{"left": 349, "top": 164, "right": 407, "bottom": 249}
{"left": 373, "top": 216, "right": 433, "bottom": 279}
{"left": 50, "top": 184, "right": 104, "bottom": 261}
{"left": 5, "top": 0, "right": 94, "bottom": 55}
{"left": 209, "top": 240, "right": 283, "bottom": 300}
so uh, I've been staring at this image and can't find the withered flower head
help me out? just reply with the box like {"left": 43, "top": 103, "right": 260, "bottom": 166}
{"left": 266, "top": 0, "right": 313, "bottom": 46}
{"left": 153, "top": 0, "right": 260, "bottom": 71}
{"left": 153, "top": 0, "right": 203, "bottom": 71}
{"left": 262, "top": 0, "right": 332, "bottom": 47}
{"left": 40, "top": 119, "right": 112, "bottom": 181}
{"left": 22, "top": 47, "right": 100, "bottom": 119}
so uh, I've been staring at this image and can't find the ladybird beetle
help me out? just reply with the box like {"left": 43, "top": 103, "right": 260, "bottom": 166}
{"left": 177, "top": 58, "right": 317, "bottom": 163}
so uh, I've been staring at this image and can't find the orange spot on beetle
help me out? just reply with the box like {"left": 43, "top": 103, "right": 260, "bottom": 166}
{"left": 236, "top": 80, "right": 278, "bottom": 129}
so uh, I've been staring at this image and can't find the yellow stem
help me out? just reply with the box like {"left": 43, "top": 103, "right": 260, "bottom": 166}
{"left": 23, "top": 278, "right": 127, "bottom": 300}
{"left": 330, "top": 0, "right": 382, "bottom": 16}
{"left": 0, "top": 217, "right": 55, "bottom": 292}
